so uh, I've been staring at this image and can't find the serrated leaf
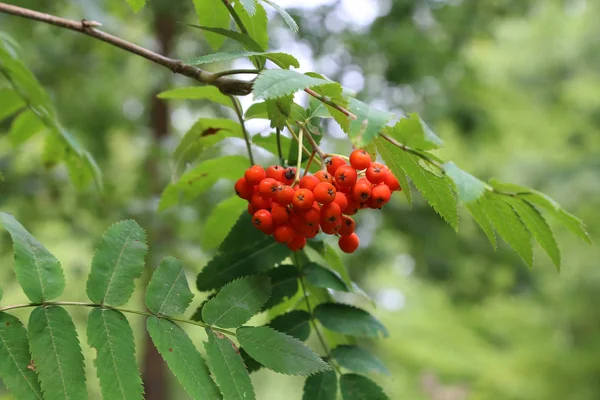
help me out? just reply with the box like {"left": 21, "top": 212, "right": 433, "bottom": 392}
{"left": 192, "top": 0, "right": 231, "bottom": 50}
{"left": 302, "top": 371, "right": 337, "bottom": 400}
{"left": 28, "top": 306, "right": 87, "bottom": 399}
{"left": 10, "top": 110, "right": 45, "bottom": 146}
{"left": 245, "top": 102, "right": 269, "bottom": 120}
{"left": 240, "top": 349, "right": 262, "bottom": 373}
{"left": 480, "top": 192, "right": 533, "bottom": 266}
{"left": 237, "top": 326, "right": 330, "bottom": 375}
{"left": 331, "top": 345, "right": 389, "bottom": 375}
{"left": 202, "top": 197, "right": 249, "bottom": 250}
{"left": 235, "top": 2, "right": 269, "bottom": 53}
{"left": 375, "top": 138, "right": 412, "bottom": 205}
{"left": 502, "top": 196, "right": 561, "bottom": 270}
{"left": 187, "top": 50, "right": 300, "bottom": 69}
{"left": 346, "top": 98, "right": 393, "bottom": 146}
{"left": 87, "top": 309, "right": 142, "bottom": 400}
{"left": 0, "top": 312, "right": 43, "bottom": 400}
{"left": 86, "top": 220, "right": 148, "bottom": 306}
{"left": 158, "top": 86, "right": 233, "bottom": 109}
{"left": 309, "top": 242, "right": 353, "bottom": 287}
{"left": 146, "top": 316, "right": 220, "bottom": 399}
{"left": 314, "top": 303, "right": 388, "bottom": 339}
{"left": 188, "top": 25, "right": 264, "bottom": 52}
{"left": 252, "top": 132, "right": 293, "bottom": 157}
{"left": 268, "top": 310, "right": 311, "bottom": 341}
{"left": 0, "top": 212, "right": 64, "bottom": 302}
{"left": 263, "top": 265, "right": 299, "bottom": 310}
{"left": 239, "top": 0, "right": 257, "bottom": 15}
{"left": 340, "top": 374, "right": 388, "bottom": 400}
{"left": 443, "top": 161, "right": 486, "bottom": 203}
{"left": 219, "top": 212, "right": 266, "bottom": 253}
{"left": 466, "top": 200, "right": 497, "bottom": 249}
{"left": 146, "top": 257, "right": 194, "bottom": 316}
{"left": 198, "top": 237, "right": 291, "bottom": 291}
{"left": 205, "top": 329, "right": 255, "bottom": 400}
{"left": 304, "top": 262, "right": 349, "bottom": 292}
{"left": 268, "top": 95, "right": 294, "bottom": 129}
{"left": 0, "top": 87, "right": 25, "bottom": 122}
{"left": 202, "top": 276, "right": 271, "bottom": 328}
{"left": 253, "top": 70, "right": 330, "bottom": 100}
{"left": 125, "top": 0, "right": 145, "bottom": 12}
{"left": 384, "top": 112, "right": 442, "bottom": 150}
{"left": 159, "top": 155, "right": 249, "bottom": 211}
{"left": 260, "top": 0, "right": 299, "bottom": 32}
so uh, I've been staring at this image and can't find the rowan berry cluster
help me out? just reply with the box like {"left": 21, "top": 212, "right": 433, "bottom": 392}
{"left": 234, "top": 149, "right": 401, "bottom": 253}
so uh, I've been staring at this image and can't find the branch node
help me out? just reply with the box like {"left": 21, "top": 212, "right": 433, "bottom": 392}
{"left": 81, "top": 19, "right": 102, "bottom": 29}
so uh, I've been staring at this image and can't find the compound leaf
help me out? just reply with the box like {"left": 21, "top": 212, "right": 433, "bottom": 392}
{"left": 346, "top": 98, "right": 393, "bottom": 146}
{"left": 443, "top": 162, "right": 486, "bottom": 203}
{"left": 384, "top": 112, "right": 442, "bottom": 150}
{"left": 302, "top": 370, "right": 337, "bottom": 400}
{"left": 331, "top": 345, "right": 389, "bottom": 375}
{"left": 314, "top": 303, "right": 388, "bottom": 339}
{"left": 466, "top": 200, "right": 497, "bottom": 249}
{"left": 340, "top": 374, "right": 388, "bottom": 400}
{"left": 146, "top": 257, "right": 194, "bottom": 316}
{"left": 253, "top": 70, "right": 331, "bottom": 100}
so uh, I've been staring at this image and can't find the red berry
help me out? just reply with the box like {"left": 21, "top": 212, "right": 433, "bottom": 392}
{"left": 287, "top": 234, "right": 307, "bottom": 251}
{"left": 349, "top": 149, "right": 372, "bottom": 170}
{"left": 305, "top": 227, "right": 320, "bottom": 239}
{"left": 333, "top": 192, "right": 349, "bottom": 211}
{"left": 338, "top": 216, "right": 356, "bottom": 236}
{"left": 282, "top": 167, "right": 297, "bottom": 185}
{"left": 314, "top": 170, "right": 333, "bottom": 183}
{"left": 351, "top": 178, "right": 372, "bottom": 203}
{"left": 251, "top": 193, "right": 271, "bottom": 210}
{"left": 274, "top": 224, "right": 295, "bottom": 244}
{"left": 344, "top": 198, "right": 361, "bottom": 215}
{"left": 338, "top": 233, "right": 360, "bottom": 253}
{"left": 313, "top": 182, "right": 337, "bottom": 204}
{"left": 326, "top": 156, "right": 347, "bottom": 175}
{"left": 382, "top": 170, "right": 401, "bottom": 191}
{"left": 275, "top": 185, "right": 295, "bottom": 205}
{"left": 334, "top": 165, "right": 358, "bottom": 188}
{"left": 302, "top": 208, "right": 321, "bottom": 227}
{"left": 266, "top": 165, "right": 286, "bottom": 181}
{"left": 366, "top": 162, "right": 386, "bottom": 184}
{"left": 320, "top": 202, "right": 342, "bottom": 224}
{"left": 369, "top": 183, "right": 392, "bottom": 208}
{"left": 299, "top": 175, "right": 320, "bottom": 191}
{"left": 292, "top": 189, "right": 315, "bottom": 211}
{"left": 271, "top": 203, "right": 291, "bottom": 225}
{"left": 248, "top": 203, "right": 257, "bottom": 215}
{"left": 253, "top": 210, "right": 274, "bottom": 234}
{"left": 235, "top": 177, "right": 254, "bottom": 200}
{"left": 245, "top": 165, "right": 266, "bottom": 185}
{"left": 258, "top": 178, "right": 279, "bottom": 197}
{"left": 321, "top": 219, "right": 342, "bottom": 234}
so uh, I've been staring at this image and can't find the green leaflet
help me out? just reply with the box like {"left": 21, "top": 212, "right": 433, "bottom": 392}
{"left": 375, "top": 138, "right": 412, "bottom": 205}
{"left": 0, "top": 312, "right": 43, "bottom": 400}
{"left": 245, "top": 102, "right": 269, "bottom": 120}
{"left": 219, "top": 212, "right": 265, "bottom": 253}
{"left": 87, "top": 309, "right": 143, "bottom": 400}
{"left": 86, "top": 220, "right": 148, "bottom": 306}
{"left": 309, "top": 242, "right": 353, "bottom": 287}
{"left": 314, "top": 303, "right": 388, "bottom": 339}
{"left": 241, "top": 349, "right": 263, "bottom": 373}
{"left": 346, "top": 98, "right": 394, "bottom": 146}
{"left": 268, "top": 95, "right": 295, "bottom": 130}
{"left": 146, "top": 257, "right": 194, "bottom": 316}
{"left": 237, "top": 326, "right": 330, "bottom": 376}
{"left": 502, "top": 197, "right": 561, "bottom": 270}
{"left": 146, "top": 316, "right": 220, "bottom": 400}
{"left": 302, "top": 371, "right": 338, "bottom": 400}
{"left": 239, "top": 0, "right": 257, "bottom": 15}
{"left": 263, "top": 265, "right": 299, "bottom": 310}
{"left": 268, "top": 310, "right": 311, "bottom": 341}
{"left": 188, "top": 25, "right": 264, "bottom": 53}
{"left": 204, "top": 329, "right": 255, "bottom": 400}
{"left": 202, "top": 197, "right": 249, "bottom": 250}
{"left": 192, "top": 0, "right": 231, "bottom": 50}
{"left": 187, "top": 50, "right": 300, "bottom": 70}
{"left": 159, "top": 155, "right": 249, "bottom": 211}
{"left": 480, "top": 192, "right": 533, "bottom": 267}
{"left": 158, "top": 86, "right": 234, "bottom": 109}
{"left": 10, "top": 109, "right": 45, "bottom": 146}
{"left": 331, "top": 345, "right": 389, "bottom": 375}
{"left": 0, "top": 87, "right": 25, "bottom": 121}
{"left": 202, "top": 276, "right": 271, "bottom": 328}
{"left": 252, "top": 132, "right": 293, "bottom": 158}
{"left": 197, "top": 237, "right": 291, "bottom": 291}
{"left": 28, "top": 306, "right": 87, "bottom": 400}
{"left": 304, "top": 262, "right": 350, "bottom": 292}
{"left": 260, "top": 0, "right": 299, "bottom": 32}
{"left": 0, "top": 212, "right": 65, "bottom": 302}
{"left": 384, "top": 112, "right": 443, "bottom": 150}
{"left": 340, "top": 374, "right": 389, "bottom": 400}
{"left": 466, "top": 200, "right": 497, "bottom": 249}
{"left": 124, "top": 0, "right": 145, "bottom": 12}
{"left": 235, "top": 2, "right": 269, "bottom": 52}
{"left": 252, "top": 70, "right": 331, "bottom": 100}
{"left": 443, "top": 162, "right": 487, "bottom": 203}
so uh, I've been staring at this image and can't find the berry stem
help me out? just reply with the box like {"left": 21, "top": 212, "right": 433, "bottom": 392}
{"left": 276, "top": 127, "right": 284, "bottom": 164}
{"left": 303, "top": 151, "right": 317, "bottom": 177}
{"left": 231, "top": 95, "right": 255, "bottom": 166}
{"left": 295, "top": 123, "right": 304, "bottom": 184}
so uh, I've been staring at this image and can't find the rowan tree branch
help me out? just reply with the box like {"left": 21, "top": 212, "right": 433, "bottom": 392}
{"left": 0, "top": 2, "right": 253, "bottom": 96}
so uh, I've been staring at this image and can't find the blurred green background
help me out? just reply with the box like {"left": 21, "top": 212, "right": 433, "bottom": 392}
{"left": 1, "top": 0, "right": 598, "bottom": 399}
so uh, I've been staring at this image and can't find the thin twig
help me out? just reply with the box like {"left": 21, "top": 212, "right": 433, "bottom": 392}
{"left": 220, "top": 0, "right": 249, "bottom": 35}
{"left": 303, "top": 151, "right": 316, "bottom": 177}
{"left": 230, "top": 95, "right": 255, "bottom": 165}
{"left": 304, "top": 87, "right": 357, "bottom": 120}
{"left": 0, "top": 2, "right": 252, "bottom": 96}
{"left": 380, "top": 133, "right": 445, "bottom": 172}
{"left": 295, "top": 124, "right": 304, "bottom": 184}
{"left": 286, "top": 122, "right": 323, "bottom": 170}
{"left": 276, "top": 127, "right": 284, "bottom": 163}
{"left": 300, "top": 123, "right": 326, "bottom": 160}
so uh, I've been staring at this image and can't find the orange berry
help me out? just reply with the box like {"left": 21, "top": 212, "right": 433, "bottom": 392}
{"left": 313, "top": 182, "right": 337, "bottom": 204}
{"left": 333, "top": 192, "right": 349, "bottom": 211}
{"left": 258, "top": 178, "right": 279, "bottom": 197}
{"left": 274, "top": 224, "right": 295, "bottom": 244}
{"left": 320, "top": 202, "right": 342, "bottom": 224}
{"left": 302, "top": 208, "right": 321, "bottom": 227}
{"left": 326, "top": 156, "right": 347, "bottom": 175}
{"left": 351, "top": 178, "right": 372, "bottom": 203}
{"left": 287, "top": 234, "right": 307, "bottom": 251}
{"left": 366, "top": 162, "right": 386, "bottom": 184}
{"left": 235, "top": 177, "right": 254, "bottom": 200}
{"left": 299, "top": 175, "right": 320, "bottom": 191}
{"left": 275, "top": 185, "right": 295, "bottom": 205}
{"left": 338, "top": 216, "right": 355, "bottom": 236}
{"left": 349, "top": 149, "right": 372, "bottom": 170}
{"left": 382, "top": 170, "right": 401, "bottom": 191}
{"left": 334, "top": 165, "right": 358, "bottom": 188}
{"left": 247, "top": 203, "right": 257, "bottom": 215}
{"left": 251, "top": 193, "right": 271, "bottom": 210}
{"left": 343, "top": 198, "right": 361, "bottom": 215}
{"left": 266, "top": 165, "right": 286, "bottom": 181}
{"left": 338, "top": 233, "right": 359, "bottom": 253}
{"left": 282, "top": 167, "right": 297, "bottom": 185}
{"left": 314, "top": 170, "right": 333, "bottom": 183}
{"left": 369, "top": 183, "right": 391, "bottom": 208}
{"left": 321, "top": 219, "right": 341, "bottom": 234}
{"left": 271, "top": 204, "right": 290, "bottom": 225}
{"left": 253, "top": 210, "right": 274, "bottom": 234}
{"left": 292, "top": 189, "right": 315, "bottom": 211}
{"left": 245, "top": 165, "right": 266, "bottom": 185}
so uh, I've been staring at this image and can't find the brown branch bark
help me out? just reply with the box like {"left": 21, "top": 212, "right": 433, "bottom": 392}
{"left": 0, "top": 2, "right": 253, "bottom": 95}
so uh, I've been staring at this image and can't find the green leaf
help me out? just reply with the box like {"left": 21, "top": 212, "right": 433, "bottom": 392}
{"left": 219, "top": 212, "right": 265, "bottom": 253}
{"left": 188, "top": 25, "right": 264, "bottom": 52}
{"left": 245, "top": 102, "right": 269, "bottom": 120}
{"left": 235, "top": 2, "right": 269, "bottom": 52}
{"left": 9, "top": 110, "right": 45, "bottom": 146}
{"left": 263, "top": 265, "right": 299, "bottom": 310}
{"left": 204, "top": 329, "right": 255, "bottom": 400}
{"left": 480, "top": 192, "right": 533, "bottom": 266}
{"left": 443, "top": 161, "right": 486, "bottom": 203}
{"left": 253, "top": 70, "right": 330, "bottom": 100}
{"left": 309, "top": 242, "right": 353, "bottom": 287}
{"left": 187, "top": 50, "right": 300, "bottom": 69}
{"left": 268, "top": 310, "right": 311, "bottom": 341}
{"left": 302, "top": 371, "right": 337, "bottom": 400}
{"left": 252, "top": 132, "right": 293, "bottom": 157}
{"left": 202, "top": 276, "right": 271, "bottom": 328}
{"left": 202, "top": 197, "right": 249, "bottom": 250}
{"left": 198, "top": 237, "right": 291, "bottom": 291}
{"left": 384, "top": 112, "right": 443, "bottom": 150}
{"left": 375, "top": 138, "right": 412, "bottom": 205}
{"left": 260, "top": 0, "right": 299, "bottom": 32}
{"left": 0, "top": 87, "right": 25, "bottom": 121}
{"left": 346, "top": 98, "right": 393, "bottom": 146}
{"left": 267, "top": 95, "right": 295, "bottom": 129}
{"left": 159, "top": 155, "right": 249, "bottom": 211}
{"left": 241, "top": 349, "right": 263, "bottom": 373}
{"left": 239, "top": 0, "right": 257, "bottom": 15}
{"left": 331, "top": 345, "right": 389, "bottom": 375}
{"left": 304, "top": 262, "right": 349, "bottom": 292}
{"left": 466, "top": 200, "right": 497, "bottom": 249}
{"left": 87, "top": 309, "right": 143, "bottom": 400}
{"left": 0, "top": 313, "right": 43, "bottom": 400}
{"left": 502, "top": 196, "right": 561, "bottom": 269}
{"left": 28, "top": 306, "right": 87, "bottom": 399}
{"left": 340, "top": 374, "right": 388, "bottom": 400}
{"left": 314, "top": 303, "right": 388, "bottom": 339}
{"left": 0, "top": 212, "right": 64, "bottom": 302}
{"left": 237, "top": 326, "right": 330, "bottom": 376}
{"left": 192, "top": 0, "right": 231, "bottom": 50}
{"left": 146, "top": 257, "right": 194, "bottom": 316}
{"left": 125, "top": 0, "right": 145, "bottom": 12}
{"left": 146, "top": 316, "right": 220, "bottom": 399}
{"left": 158, "top": 86, "right": 233, "bottom": 109}
{"left": 86, "top": 220, "right": 148, "bottom": 306}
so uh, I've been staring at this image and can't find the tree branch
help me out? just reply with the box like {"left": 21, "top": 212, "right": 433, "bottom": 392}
{"left": 0, "top": 2, "right": 253, "bottom": 96}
